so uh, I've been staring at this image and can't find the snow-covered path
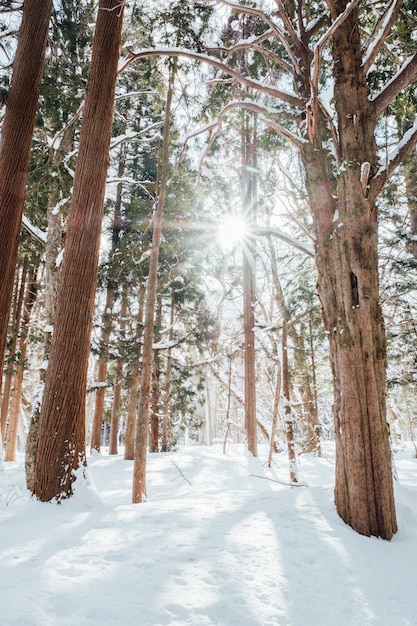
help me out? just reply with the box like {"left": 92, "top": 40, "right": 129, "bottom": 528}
{"left": 0, "top": 444, "right": 416, "bottom": 625}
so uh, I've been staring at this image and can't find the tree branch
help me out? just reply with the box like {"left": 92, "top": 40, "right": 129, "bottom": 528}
{"left": 120, "top": 47, "right": 305, "bottom": 109}
{"left": 208, "top": 0, "right": 303, "bottom": 74}
{"left": 372, "top": 52, "right": 417, "bottom": 118}
{"left": 370, "top": 118, "right": 417, "bottom": 201}
{"left": 362, "top": 0, "right": 403, "bottom": 74}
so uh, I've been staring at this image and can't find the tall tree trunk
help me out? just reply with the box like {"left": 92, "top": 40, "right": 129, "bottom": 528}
{"left": 302, "top": 7, "right": 396, "bottom": 538}
{"left": 161, "top": 295, "right": 175, "bottom": 452}
{"left": 124, "top": 280, "right": 146, "bottom": 460}
{"left": 268, "top": 359, "right": 281, "bottom": 468}
{"left": 132, "top": 62, "right": 176, "bottom": 503}
{"left": 149, "top": 294, "right": 162, "bottom": 453}
{"left": 242, "top": 113, "right": 258, "bottom": 457}
{"left": 32, "top": 0, "right": 124, "bottom": 502}
{"left": 109, "top": 288, "right": 127, "bottom": 455}
{"left": 1, "top": 257, "right": 28, "bottom": 440}
{"left": 282, "top": 320, "right": 298, "bottom": 483}
{"left": 4, "top": 267, "right": 38, "bottom": 461}
{"left": 0, "top": 0, "right": 53, "bottom": 372}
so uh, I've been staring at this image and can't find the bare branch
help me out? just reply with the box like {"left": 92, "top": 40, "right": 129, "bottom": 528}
{"left": 362, "top": 0, "right": 403, "bottom": 74}
{"left": 372, "top": 53, "right": 417, "bottom": 118}
{"left": 120, "top": 46, "right": 305, "bottom": 109}
{"left": 197, "top": 0, "right": 303, "bottom": 74}
{"left": 255, "top": 225, "right": 315, "bottom": 257}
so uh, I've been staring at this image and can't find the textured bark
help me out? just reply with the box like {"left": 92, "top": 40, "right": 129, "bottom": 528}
{"left": 32, "top": 0, "right": 124, "bottom": 501}
{"left": 301, "top": 6, "right": 397, "bottom": 538}
{"left": 0, "top": 0, "right": 53, "bottom": 371}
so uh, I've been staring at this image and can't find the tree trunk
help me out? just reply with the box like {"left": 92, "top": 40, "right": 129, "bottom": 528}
{"left": 282, "top": 320, "right": 298, "bottom": 483}
{"left": 0, "top": 0, "right": 53, "bottom": 372}
{"left": 132, "top": 62, "right": 176, "bottom": 503}
{"left": 32, "top": 0, "right": 124, "bottom": 502}
{"left": 124, "top": 281, "right": 146, "bottom": 460}
{"left": 301, "top": 7, "right": 396, "bottom": 538}
{"left": 4, "top": 267, "right": 38, "bottom": 461}
{"left": 109, "top": 289, "right": 127, "bottom": 455}
{"left": 149, "top": 294, "right": 162, "bottom": 453}
{"left": 161, "top": 295, "right": 175, "bottom": 452}
{"left": 1, "top": 257, "right": 28, "bottom": 440}
{"left": 242, "top": 113, "right": 258, "bottom": 457}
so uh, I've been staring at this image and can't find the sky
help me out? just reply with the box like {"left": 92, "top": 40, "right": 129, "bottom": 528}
{"left": 0, "top": 442, "right": 416, "bottom": 625}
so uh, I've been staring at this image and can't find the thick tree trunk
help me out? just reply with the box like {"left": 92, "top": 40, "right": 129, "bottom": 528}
{"left": 301, "top": 6, "right": 397, "bottom": 538}
{"left": 0, "top": 0, "right": 52, "bottom": 371}
{"left": 32, "top": 0, "right": 124, "bottom": 501}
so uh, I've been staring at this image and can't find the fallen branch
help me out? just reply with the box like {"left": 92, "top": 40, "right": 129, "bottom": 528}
{"left": 250, "top": 473, "right": 308, "bottom": 487}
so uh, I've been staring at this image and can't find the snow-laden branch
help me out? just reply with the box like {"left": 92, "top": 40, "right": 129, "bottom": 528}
{"left": 370, "top": 117, "right": 417, "bottom": 201}
{"left": 21, "top": 215, "right": 47, "bottom": 244}
{"left": 119, "top": 47, "right": 305, "bottom": 110}
{"left": 371, "top": 52, "right": 417, "bottom": 117}
{"left": 362, "top": 0, "right": 403, "bottom": 74}
{"left": 254, "top": 226, "right": 315, "bottom": 258}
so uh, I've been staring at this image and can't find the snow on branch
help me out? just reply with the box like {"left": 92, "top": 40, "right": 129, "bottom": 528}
{"left": 21, "top": 215, "right": 47, "bottom": 244}
{"left": 370, "top": 117, "right": 417, "bottom": 200}
{"left": 120, "top": 47, "right": 305, "bottom": 110}
{"left": 371, "top": 52, "right": 417, "bottom": 118}
{"left": 362, "top": 0, "right": 403, "bottom": 74}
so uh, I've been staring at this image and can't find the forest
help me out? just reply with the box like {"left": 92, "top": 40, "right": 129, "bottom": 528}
{"left": 1, "top": 0, "right": 417, "bottom": 552}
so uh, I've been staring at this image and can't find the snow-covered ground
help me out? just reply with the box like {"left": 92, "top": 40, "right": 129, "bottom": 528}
{"left": 1, "top": 443, "right": 416, "bottom": 626}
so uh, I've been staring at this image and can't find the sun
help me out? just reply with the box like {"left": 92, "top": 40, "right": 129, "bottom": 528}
{"left": 218, "top": 215, "right": 248, "bottom": 251}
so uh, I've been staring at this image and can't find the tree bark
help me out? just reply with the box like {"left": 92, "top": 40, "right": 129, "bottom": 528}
{"left": 132, "top": 62, "right": 176, "bottom": 503}
{"left": 0, "top": 0, "right": 53, "bottom": 373}
{"left": 301, "top": 6, "right": 397, "bottom": 538}
{"left": 32, "top": 0, "right": 124, "bottom": 502}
